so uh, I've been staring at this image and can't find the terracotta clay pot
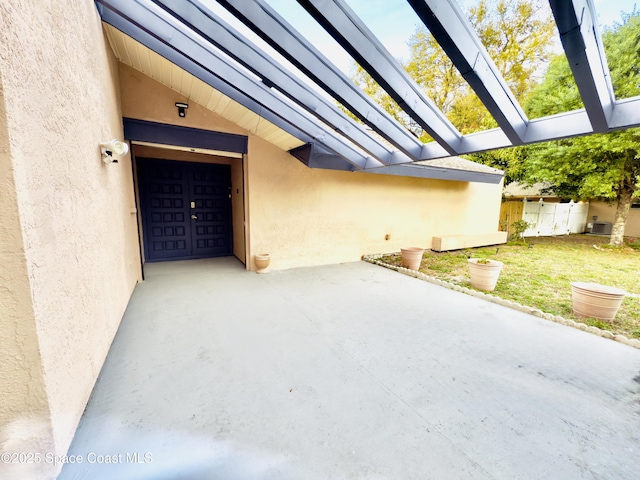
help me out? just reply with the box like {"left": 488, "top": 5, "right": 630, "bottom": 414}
{"left": 570, "top": 282, "right": 626, "bottom": 322}
{"left": 468, "top": 259, "right": 503, "bottom": 291}
{"left": 401, "top": 247, "right": 425, "bottom": 270}
{"left": 254, "top": 253, "right": 271, "bottom": 274}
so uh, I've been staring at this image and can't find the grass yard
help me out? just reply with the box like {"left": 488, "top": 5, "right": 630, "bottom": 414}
{"left": 380, "top": 235, "right": 640, "bottom": 339}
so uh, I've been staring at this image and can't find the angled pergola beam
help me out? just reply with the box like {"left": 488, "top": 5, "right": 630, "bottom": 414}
{"left": 96, "top": 0, "right": 380, "bottom": 171}
{"left": 549, "top": 0, "right": 614, "bottom": 132}
{"left": 96, "top": 0, "right": 640, "bottom": 171}
{"left": 296, "top": 0, "right": 462, "bottom": 156}
{"left": 149, "top": 0, "right": 410, "bottom": 167}
{"left": 407, "top": 0, "right": 529, "bottom": 145}
{"left": 215, "top": 0, "right": 432, "bottom": 161}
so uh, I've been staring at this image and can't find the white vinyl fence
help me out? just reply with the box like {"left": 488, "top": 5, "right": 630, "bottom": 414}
{"left": 521, "top": 200, "right": 589, "bottom": 237}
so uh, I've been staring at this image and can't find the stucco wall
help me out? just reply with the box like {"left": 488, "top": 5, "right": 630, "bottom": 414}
{"left": 119, "top": 63, "right": 503, "bottom": 272}
{"left": 588, "top": 201, "right": 640, "bottom": 237}
{"left": 0, "top": 65, "right": 56, "bottom": 480}
{"left": 246, "top": 136, "right": 502, "bottom": 270}
{"left": 0, "top": 1, "right": 141, "bottom": 478}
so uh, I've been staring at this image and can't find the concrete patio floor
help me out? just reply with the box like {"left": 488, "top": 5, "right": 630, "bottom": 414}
{"left": 59, "top": 258, "right": 640, "bottom": 480}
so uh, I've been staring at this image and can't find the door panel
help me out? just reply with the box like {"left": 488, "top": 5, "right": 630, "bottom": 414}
{"left": 190, "top": 163, "right": 232, "bottom": 258}
{"left": 139, "top": 159, "right": 192, "bottom": 260}
{"left": 138, "top": 158, "right": 232, "bottom": 262}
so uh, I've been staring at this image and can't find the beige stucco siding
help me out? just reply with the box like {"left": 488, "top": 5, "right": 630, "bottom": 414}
{"left": 588, "top": 201, "right": 640, "bottom": 237}
{"left": 0, "top": 64, "right": 55, "bottom": 479}
{"left": 119, "top": 64, "right": 247, "bottom": 137}
{"left": 120, "top": 64, "right": 503, "bottom": 271}
{"left": 246, "top": 136, "right": 502, "bottom": 270}
{"left": 0, "top": 1, "right": 141, "bottom": 477}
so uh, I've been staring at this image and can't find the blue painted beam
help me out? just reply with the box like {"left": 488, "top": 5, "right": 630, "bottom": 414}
{"left": 149, "top": 0, "right": 409, "bottom": 167}
{"left": 291, "top": 143, "right": 503, "bottom": 183}
{"left": 298, "top": 0, "right": 462, "bottom": 155}
{"left": 95, "top": 0, "right": 640, "bottom": 173}
{"left": 431, "top": 103, "right": 640, "bottom": 157}
{"left": 289, "top": 143, "right": 360, "bottom": 170}
{"left": 215, "top": 0, "right": 436, "bottom": 160}
{"left": 549, "top": 0, "right": 614, "bottom": 132}
{"left": 95, "top": 0, "right": 380, "bottom": 171}
{"left": 407, "top": 0, "right": 528, "bottom": 145}
{"left": 124, "top": 118, "right": 248, "bottom": 153}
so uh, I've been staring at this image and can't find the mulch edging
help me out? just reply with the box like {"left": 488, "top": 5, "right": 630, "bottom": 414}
{"left": 362, "top": 253, "right": 640, "bottom": 350}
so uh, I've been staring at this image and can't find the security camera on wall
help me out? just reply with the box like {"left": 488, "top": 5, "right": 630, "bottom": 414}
{"left": 100, "top": 139, "right": 129, "bottom": 164}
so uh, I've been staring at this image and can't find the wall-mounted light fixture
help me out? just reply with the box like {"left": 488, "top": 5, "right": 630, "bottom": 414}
{"left": 100, "top": 139, "right": 129, "bottom": 164}
{"left": 175, "top": 102, "right": 189, "bottom": 117}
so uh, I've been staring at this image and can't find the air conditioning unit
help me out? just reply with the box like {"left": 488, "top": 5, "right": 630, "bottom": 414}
{"left": 589, "top": 221, "right": 612, "bottom": 235}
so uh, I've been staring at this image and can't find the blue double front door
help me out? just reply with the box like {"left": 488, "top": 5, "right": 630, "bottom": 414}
{"left": 137, "top": 158, "right": 232, "bottom": 261}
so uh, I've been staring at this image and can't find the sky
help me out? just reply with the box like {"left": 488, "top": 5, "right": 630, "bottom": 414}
{"left": 201, "top": 0, "right": 637, "bottom": 91}
{"left": 262, "top": 0, "right": 638, "bottom": 74}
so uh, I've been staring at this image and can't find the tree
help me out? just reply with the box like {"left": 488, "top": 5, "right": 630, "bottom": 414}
{"left": 350, "top": 64, "right": 423, "bottom": 138}
{"left": 521, "top": 11, "right": 640, "bottom": 246}
{"left": 404, "top": 0, "right": 555, "bottom": 134}
{"left": 349, "top": 1, "right": 555, "bottom": 138}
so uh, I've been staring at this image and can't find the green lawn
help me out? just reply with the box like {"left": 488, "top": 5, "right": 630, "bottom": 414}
{"left": 379, "top": 235, "right": 640, "bottom": 339}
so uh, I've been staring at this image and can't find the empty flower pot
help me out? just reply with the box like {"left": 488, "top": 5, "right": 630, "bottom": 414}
{"left": 570, "top": 282, "right": 626, "bottom": 322}
{"left": 254, "top": 253, "right": 271, "bottom": 274}
{"left": 401, "top": 247, "right": 425, "bottom": 270}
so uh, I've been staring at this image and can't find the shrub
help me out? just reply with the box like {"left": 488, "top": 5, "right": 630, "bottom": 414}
{"left": 512, "top": 220, "right": 531, "bottom": 243}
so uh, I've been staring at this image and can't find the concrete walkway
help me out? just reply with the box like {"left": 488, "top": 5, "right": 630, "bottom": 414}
{"left": 59, "top": 258, "right": 640, "bottom": 480}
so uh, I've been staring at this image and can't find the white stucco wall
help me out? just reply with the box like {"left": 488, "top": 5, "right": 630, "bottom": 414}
{"left": 0, "top": 1, "right": 141, "bottom": 478}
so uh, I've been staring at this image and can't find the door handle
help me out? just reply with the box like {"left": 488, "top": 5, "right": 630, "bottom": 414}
{"left": 191, "top": 214, "right": 198, "bottom": 219}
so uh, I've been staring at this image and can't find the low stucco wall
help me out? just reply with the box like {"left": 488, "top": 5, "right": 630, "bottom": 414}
{"left": 588, "top": 201, "right": 640, "bottom": 237}
{"left": 246, "top": 136, "right": 503, "bottom": 270}
{"left": 0, "top": 1, "right": 141, "bottom": 478}
{"left": 119, "top": 64, "right": 503, "bottom": 272}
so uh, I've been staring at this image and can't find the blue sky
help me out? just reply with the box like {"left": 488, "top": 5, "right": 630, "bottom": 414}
{"left": 202, "top": 0, "right": 637, "bottom": 82}
{"left": 594, "top": 0, "right": 637, "bottom": 26}
{"left": 263, "top": 0, "right": 637, "bottom": 74}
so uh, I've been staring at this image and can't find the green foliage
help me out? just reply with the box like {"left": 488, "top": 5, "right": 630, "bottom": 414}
{"left": 465, "top": 146, "right": 527, "bottom": 184}
{"left": 349, "top": 0, "right": 556, "bottom": 139}
{"left": 627, "top": 237, "right": 640, "bottom": 250}
{"left": 524, "top": 56, "right": 584, "bottom": 118}
{"left": 467, "top": 1, "right": 555, "bottom": 100}
{"left": 519, "top": 10, "right": 640, "bottom": 244}
{"left": 471, "top": 257, "right": 491, "bottom": 264}
{"left": 511, "top": 220, "right": 530, "bottom": 242}
{"left": 348, "top": 64, "right": 423, "bottom": 138}
{"left": 406, "top": 0, "right": 555, "bottom": 133}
